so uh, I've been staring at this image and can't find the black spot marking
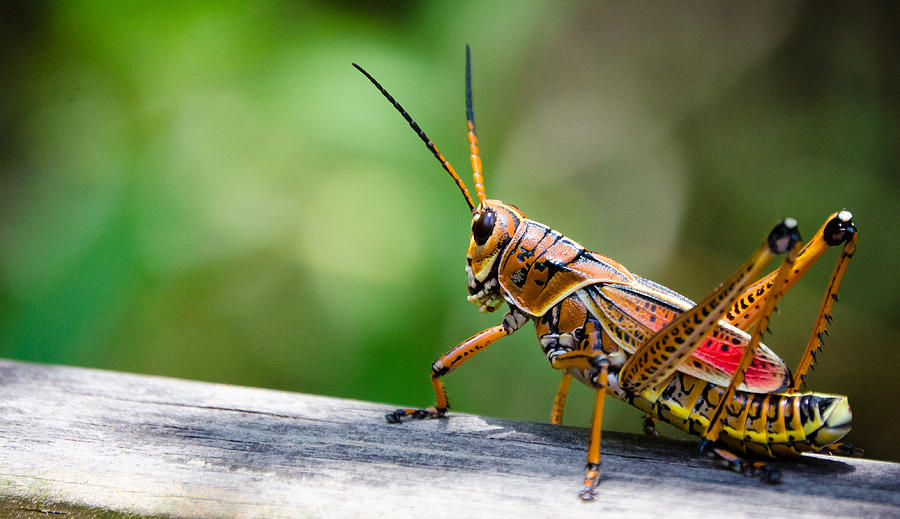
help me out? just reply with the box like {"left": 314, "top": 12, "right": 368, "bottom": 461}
{"left": 510, "top": 268, "right": 528, "bottom": 288}
{"left": 516, "top": 247, "right": 535, "bottom": 262}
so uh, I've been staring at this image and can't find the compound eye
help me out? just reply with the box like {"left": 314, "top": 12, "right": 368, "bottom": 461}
{"left": 472, "top": 209, "right": 496, "bottom": 245}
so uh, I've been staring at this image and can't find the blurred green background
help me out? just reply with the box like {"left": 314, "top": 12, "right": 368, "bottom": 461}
{"left": 2, "top": 2, "right": 898, "bottom": 462}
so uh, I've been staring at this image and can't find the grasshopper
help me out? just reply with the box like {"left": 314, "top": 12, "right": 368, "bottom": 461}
{"left": 354, "top": 47, "right": 858, "bottom": 500}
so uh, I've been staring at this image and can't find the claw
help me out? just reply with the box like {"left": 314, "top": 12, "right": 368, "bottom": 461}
{"left": 384, "top": 407, "right": 446, "bottom": 423}
{"left": 580, "top": 463, "right": 600, "bottom": 501}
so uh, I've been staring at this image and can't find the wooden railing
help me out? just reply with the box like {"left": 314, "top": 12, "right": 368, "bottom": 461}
{"left": 0, "top": 359, "right": 897, "bottom": 518}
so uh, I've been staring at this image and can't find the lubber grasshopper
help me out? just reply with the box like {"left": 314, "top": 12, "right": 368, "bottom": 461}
{"left": 353, "top": 47, "right": 859, "bottom": 500}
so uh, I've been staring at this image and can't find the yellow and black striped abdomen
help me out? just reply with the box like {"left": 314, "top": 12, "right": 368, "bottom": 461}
{"left": 631, "top": 372, "right": 852, "bottom": 457}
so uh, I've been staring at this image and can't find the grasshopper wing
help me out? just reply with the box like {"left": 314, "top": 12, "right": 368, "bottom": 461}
{"left": 580, "top": 279, "right": 790, "bottom": 393}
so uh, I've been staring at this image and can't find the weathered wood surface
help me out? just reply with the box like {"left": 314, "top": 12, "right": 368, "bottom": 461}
{"left": 0, "top": 360, "right": 898, "bottom": 518}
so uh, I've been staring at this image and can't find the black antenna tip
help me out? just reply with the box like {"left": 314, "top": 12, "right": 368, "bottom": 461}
{"left": 353, "top": 63, "right": 382, "bottom": 91}
{"left": 465, "top": 47, "right": 474, "bottom": 124}
{"left": 354, "top": 55, "right": 477, "bottom": 211}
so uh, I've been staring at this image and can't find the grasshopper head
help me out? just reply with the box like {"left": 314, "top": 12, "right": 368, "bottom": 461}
{"left": 465, "top": 200, "right": 523, "bottom": 312}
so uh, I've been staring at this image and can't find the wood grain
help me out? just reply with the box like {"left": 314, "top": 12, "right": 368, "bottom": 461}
{"left": 0, "top": 359, "right": 897, "bottom": 518}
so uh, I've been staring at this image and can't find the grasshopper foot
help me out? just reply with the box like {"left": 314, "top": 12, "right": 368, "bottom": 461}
{"left": 760, "top": 465, "right": 782, "bottom": 484}
{"left": 579, "top": 463, "right": 601, "bottom": 502}
{"left": 642, "top": 415, "right": 661, "bottom": 437}
{"left": 700, "top": 440, "right": 782, "bottom": 484}
{"left": 385, "top": 406, "right": 446, "bottom": 423}
{"left": 743, "top": 459, "right": 781, "bottom": 484}
{"left": 816, "top": 442, "right": 864, "bottom": 457}
{"left": 579, "top": 486, "right": 595, "bottom": 502}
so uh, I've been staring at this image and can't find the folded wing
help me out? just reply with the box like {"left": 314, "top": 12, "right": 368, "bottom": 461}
{"left": 581, "top": 279, "right": 790, "bottom": 393}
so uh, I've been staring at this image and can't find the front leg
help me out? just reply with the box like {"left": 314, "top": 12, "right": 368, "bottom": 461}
{"left": 386, "top": 308, "right": 527, "bottom": 423}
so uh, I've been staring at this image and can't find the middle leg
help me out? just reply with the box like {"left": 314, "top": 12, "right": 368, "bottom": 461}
{"left": 550, "top": 374, "right": 573, "bottom": 425}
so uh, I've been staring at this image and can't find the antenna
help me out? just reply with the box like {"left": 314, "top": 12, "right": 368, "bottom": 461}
{"left": 354, "top": 62, "right": 476, "bottom": 211}
{"left": 466, "top": 45, "right": 487, "bottom": 202}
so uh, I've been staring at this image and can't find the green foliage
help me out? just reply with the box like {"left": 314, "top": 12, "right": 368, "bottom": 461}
{"left": 2, "top": 2, "right": 898, "bottom": 460}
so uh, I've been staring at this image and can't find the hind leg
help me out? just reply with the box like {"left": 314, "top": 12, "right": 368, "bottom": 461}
{"left": 791, "top": 214, "right": 857, "bottom": 390}
{"left": 725, "top": 211, "right": 857, "bottom": 332}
